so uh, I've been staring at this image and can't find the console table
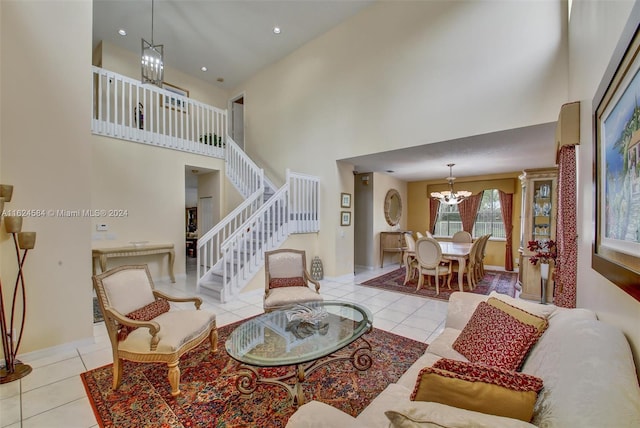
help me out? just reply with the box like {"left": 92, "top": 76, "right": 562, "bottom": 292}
{"left": 92, "top": 243, "right": 176, "bottom": 283}
{"left": 379, "top": 231, "right": 409, "bottom": 267}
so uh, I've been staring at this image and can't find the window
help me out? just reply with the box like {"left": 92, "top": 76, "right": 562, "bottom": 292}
{"left": 433, "top": 203, "right": 463, "bottom": 236}
{"left": 473, "top": 189, "right": 505, "bottom": 238}
{"left": 433, "top": 189, "right": 505, "bottom": 238}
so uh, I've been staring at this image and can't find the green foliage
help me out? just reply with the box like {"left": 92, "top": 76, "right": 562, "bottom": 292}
{"left": 199, "top": 133, "right": 225, "bottom": 147}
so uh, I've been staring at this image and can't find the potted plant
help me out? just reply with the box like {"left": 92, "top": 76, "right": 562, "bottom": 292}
{"left": 199, "top": 133, "right": 225, "bottom": 147}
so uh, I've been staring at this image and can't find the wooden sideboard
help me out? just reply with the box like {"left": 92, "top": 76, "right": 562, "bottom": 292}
{"left": 380, "top": 231, "right": 409, "bottom": 267}
{"left": 92, "top": 243, "right": 176, "bottom": 283}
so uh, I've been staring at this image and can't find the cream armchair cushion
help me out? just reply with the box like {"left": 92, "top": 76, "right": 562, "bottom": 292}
{"left": 264, "top": 249, "right": 323, "bottom": 311}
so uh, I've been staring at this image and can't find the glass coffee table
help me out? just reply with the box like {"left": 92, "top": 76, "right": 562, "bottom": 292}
{"left": 225, "top": 300, "right": 373, "bottom": 407}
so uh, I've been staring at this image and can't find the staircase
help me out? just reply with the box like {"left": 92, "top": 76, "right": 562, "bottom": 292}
{"left": 197, "top": 139, "right": 320, "bottom": 302}
{"left": 91, "top": 67, "right": 320, "bottom": 303}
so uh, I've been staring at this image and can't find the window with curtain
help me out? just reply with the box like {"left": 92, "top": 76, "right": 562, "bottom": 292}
{"left": 473, "top": 189, "right": 505, "bottom": 238}
{"left": 433, "top": 203, "right": 463, "bottom": 236}
{"left": 433, "top": 189, "right": 505, "bottom": 238}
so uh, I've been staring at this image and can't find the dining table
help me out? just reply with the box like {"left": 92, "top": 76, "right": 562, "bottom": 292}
{"left": 438, "top": 241, "right": 473, "bottom": 292}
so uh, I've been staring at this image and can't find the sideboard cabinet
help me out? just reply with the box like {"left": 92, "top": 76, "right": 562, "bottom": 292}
{"left": 380, "top": 231, "right": 409, "bottom": 267}
{"left": 518, "top": 168, "right": 558, "bottom": 302}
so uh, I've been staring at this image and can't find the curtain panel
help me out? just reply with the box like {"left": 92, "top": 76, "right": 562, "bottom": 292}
{"left": 555, "top": 145, "right": 577, "bottom": 308}
{"left": 458, "top": 193, "right": 483, "bottom": 233}
{"left": 429, "top": 198, "right": 439, "bottom": 234}
{"left": 498, "top": 191, "right": 514, "bottom": 271}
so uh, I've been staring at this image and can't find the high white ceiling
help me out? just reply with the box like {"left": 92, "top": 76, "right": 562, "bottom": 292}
{"left": 93, "top": 0, "right": 559, "bottom": 183}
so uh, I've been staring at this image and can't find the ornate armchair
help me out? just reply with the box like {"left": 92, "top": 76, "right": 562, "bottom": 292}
{"left": 264, "top": 249, "right": 323, "bottom": 312}
{"left": 92, "top": 264, "right": 217, "bottom": 396}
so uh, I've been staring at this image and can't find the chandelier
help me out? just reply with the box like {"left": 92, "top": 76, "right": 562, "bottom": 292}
{"left": 430, "top": 163, "right": 472, "bottom": 205}
{"left": 141, "top": 0, "right": 164, "bottom": 86}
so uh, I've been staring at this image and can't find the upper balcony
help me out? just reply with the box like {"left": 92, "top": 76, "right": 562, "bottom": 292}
{"left": 91, "top": 67, "right": 227, "bottom": 159}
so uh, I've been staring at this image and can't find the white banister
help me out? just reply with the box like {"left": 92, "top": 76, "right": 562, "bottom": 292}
{"left": 225, "top": 137, "right": 264, "bottom": 197}
{"left": 92, "top": 66, "right": 226, "bottom": 158}
{"left": 287, "top": 169, "right": 321, "bottom": 233}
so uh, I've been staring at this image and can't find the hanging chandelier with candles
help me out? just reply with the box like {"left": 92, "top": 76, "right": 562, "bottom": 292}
{"left": 430, "top": 163, "right": 472, "bottom": 205}
{"left": 141, "top": 0, "right": 164, "bottom": 87}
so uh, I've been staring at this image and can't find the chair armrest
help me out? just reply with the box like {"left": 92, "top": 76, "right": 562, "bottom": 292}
{"left": 303, "top": 270, "right": 321, "bottom": 293}
{"left": 104, "top": 307, "right": 161, "bottom": 350}
{"left": 153, "top": 290, "right": 203, "bottom": 309}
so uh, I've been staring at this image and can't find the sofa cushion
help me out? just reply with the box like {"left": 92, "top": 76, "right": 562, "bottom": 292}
{"left": 486, "top": 297, "right": 548, "bottom": 334}
{"left": 410, "top": 359, "right": 543, "bottom": 422}
{"left": 452, "top": 302, "right": 539, "bottom": 370}
{"left": 284, "top": 401, "right": 366, "bottom": 428}
{"left": 487, "top": 291, "right": 555, "bottom": 319}
{"left": 384, "top": 401, "right": 538, "bottom": 428}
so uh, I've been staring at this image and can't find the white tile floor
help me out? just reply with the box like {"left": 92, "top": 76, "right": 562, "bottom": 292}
{"left": 0, "top": 262, "right": 448, "bottom": 428}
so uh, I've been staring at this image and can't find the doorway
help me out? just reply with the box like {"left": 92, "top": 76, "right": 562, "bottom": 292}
{"left": 230, "top": 94, "right": 244, "bottom": 149}
{"left": 354, "top": 172, "right": 374, "bottom": 272}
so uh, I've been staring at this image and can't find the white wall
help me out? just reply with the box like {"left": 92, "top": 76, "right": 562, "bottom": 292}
{"left": 233, "top": 0, "right": 569, "bottom": 277}
{"left": 569, "top": 0, "right": 640, "bottom": 375}
{"left": 0, "top": 0, "right": 93, "bottom": 353}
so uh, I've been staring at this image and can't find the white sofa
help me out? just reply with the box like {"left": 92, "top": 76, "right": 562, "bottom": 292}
{"left": 286, "top": 291, "right": 640, "bottom": 428}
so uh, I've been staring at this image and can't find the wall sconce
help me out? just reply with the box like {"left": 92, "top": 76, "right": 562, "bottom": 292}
{"left": 0, "top": 184, "right": 36, "bottom": 384}
{"left": 361, "top": 175, "right": 370, "bottom": 185}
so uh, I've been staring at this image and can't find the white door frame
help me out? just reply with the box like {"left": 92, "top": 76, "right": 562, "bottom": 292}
{"left": 228, "top": 92, "right": 245, "bottom": 149}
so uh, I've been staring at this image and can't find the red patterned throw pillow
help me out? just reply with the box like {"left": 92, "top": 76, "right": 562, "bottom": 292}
{"left": 452, "top": 301, "right": 539, "bottom": 370}
{"left": 270, "top": 276, "right": 306, "bottom": 288}
{"left": 117, "top": 299, "right": 170, "bottom": 341}
{"left": 410, "top": 358, "right": 544, "bottom": 422}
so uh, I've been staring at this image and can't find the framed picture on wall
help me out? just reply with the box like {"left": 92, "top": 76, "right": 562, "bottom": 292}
{"left": 340, "top": 211, "right": 351, "bottom": 226}
{"left": 592, "top": 12, "right": 640, "bottom": 301}
{"left": 161, "top": 82, "right": 189, "bottom": 113}
{"left": 340, "top": 193, "right": 352, "bottom": 208}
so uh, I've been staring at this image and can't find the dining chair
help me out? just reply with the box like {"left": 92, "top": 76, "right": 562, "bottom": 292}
{"left": 414, "top": 237, "right": 452, "bottom": 295}
{"left": 474, "top": 234, "right": 491, "bottom": 281}
{"left": 452, "top": 230, "right": 473, "bottom": 243}
{"left": 415, "top": 232, "right": 425, "bottom": 239}
{"left": 403, "top": 232, "right": 418, "bottom": 284}
{"left": 425, "top": 231, "right": 434, "bottom": 239}
{"left": 451, "top": 237, "right": 482, "bottom": 290}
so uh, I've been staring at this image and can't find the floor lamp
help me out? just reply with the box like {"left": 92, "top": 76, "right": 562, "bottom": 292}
{"left": 0, "top": 184, "right": 36, "bottom": 383}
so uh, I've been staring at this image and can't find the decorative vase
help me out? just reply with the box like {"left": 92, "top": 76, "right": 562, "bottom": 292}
{"left": 310, "top": 256, "right": 323, "bottom": 280}
{"left": 539, "top": 262, "right": 549, "bottom": 304}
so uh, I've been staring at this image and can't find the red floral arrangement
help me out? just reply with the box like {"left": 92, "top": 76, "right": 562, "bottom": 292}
{"left": 527, "top": 239, "right": 557, "bottom": 265}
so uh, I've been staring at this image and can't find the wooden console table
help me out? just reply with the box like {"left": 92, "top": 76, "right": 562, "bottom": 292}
{"left": 92, "top": 243, "right": 176, "bottom": 283}
{"left": 380, "top": 231, "right": 409, "bottom": 267}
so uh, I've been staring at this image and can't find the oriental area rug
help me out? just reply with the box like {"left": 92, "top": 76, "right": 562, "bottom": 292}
{"left": 81, "top": 320, "right": 428, "bottom": 428}
{"left": 360, "top": 268, "right": 518, "bottom": 301}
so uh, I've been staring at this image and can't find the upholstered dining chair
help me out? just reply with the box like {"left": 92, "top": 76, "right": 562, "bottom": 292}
{"left": 403, "top": 232, "right": 418, "bottom": 284}
{"left": 414, "top": 237, "right": 452, "bottom": 295}
{"left": 451, "top": 237, "right": 483, "bottom": 290}
{"left": 92, "top": 264, "right": 218, "bottom": 397}
{"left": 264, "top": 248, "right": 323, "bottom": 312}
{"left": 452, "top": 230, "right": 473, "bottom": 243}
{"left": 415, "top": 232, "right": 425, "bottom": 239}
{"left": 475, "top": 234, "right": 491, "bottom": 281}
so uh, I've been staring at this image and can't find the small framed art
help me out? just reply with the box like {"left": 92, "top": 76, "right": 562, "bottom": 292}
{"left": 340, "top": 211, "right": 351, "bottom": 226}
{"left": 340, "top": 192, "right": 351, "bottom": 208}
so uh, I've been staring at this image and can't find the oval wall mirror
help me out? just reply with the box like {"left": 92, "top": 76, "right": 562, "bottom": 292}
{"left": 384, "top": 189, "right": 402, "bottom": 226}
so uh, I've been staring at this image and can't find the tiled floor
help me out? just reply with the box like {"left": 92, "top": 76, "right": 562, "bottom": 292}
{"left": 0, "top": 261, "right": 448, "bottom": 428}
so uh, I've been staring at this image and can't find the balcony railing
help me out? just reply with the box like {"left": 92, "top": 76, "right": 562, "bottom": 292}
{"left": 91, "top": 67, "right": 226, "bottom": 158}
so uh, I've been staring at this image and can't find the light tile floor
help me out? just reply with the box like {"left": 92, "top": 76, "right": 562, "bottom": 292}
{"left": 0, "top": 261, "right": 448, "bottom": 428}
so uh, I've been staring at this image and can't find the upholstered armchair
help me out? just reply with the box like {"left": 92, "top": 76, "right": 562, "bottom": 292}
{"left": 264, "top": 249, "right": 323, "bottom": 312}
{"left": 92, "top": 264, "right": 217, "bottom": 397}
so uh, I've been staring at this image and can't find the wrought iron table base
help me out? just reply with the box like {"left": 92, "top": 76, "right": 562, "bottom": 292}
{"left": 235, "top": 336, "right": 372, "bottom": 407}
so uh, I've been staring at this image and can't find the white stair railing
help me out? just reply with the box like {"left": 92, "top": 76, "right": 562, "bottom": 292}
{"left": 226, "top": 137, "right": 264, "bottom": 197}
{"left": 216, "top": 171, "right": 320, "bottom": 301}
{"left": 92, "top": 66, "right": 226, "bottom": 158}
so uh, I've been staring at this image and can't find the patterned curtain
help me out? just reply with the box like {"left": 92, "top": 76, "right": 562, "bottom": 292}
{"left": 498, "top": 190, "right": 514, "bottom": 271}
{"left": 458, "top": 192, "right": 483, "bottom": 233}
{"left": 429, "top": 198, "right": 439, "bottom": 234}
{"left": 555, "top": 145, "right": 577, "bottom": 308}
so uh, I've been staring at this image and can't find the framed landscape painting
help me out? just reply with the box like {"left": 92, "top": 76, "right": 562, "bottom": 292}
{"left": 593, "top": 15, "right": 640, "bottom": 300}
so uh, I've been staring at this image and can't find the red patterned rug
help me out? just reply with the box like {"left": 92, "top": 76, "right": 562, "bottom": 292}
{"left": 360, "top": 268, "right": 517, "bottom": 300}
{"left": 81, "top": 320, "right": 428, "bottom": 427}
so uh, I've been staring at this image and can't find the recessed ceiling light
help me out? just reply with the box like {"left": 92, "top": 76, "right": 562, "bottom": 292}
{"left": 273, "top": 26, "right": 281, "bottom": 35}
{"left": 201, "top": 66, "right": 208, "bottom": 72}
{"left": 118, "top": 28, "right": 127, "bottom": 36}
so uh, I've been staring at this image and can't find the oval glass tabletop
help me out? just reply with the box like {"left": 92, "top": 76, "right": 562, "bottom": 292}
{"left": 225, "top": 300, "right": 373, "bottom": 367}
